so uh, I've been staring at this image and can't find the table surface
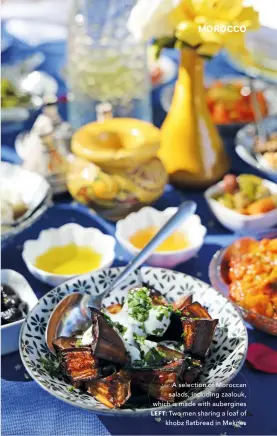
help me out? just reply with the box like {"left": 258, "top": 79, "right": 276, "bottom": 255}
{"left": 2, "top": 33, "right": 277, "bottom": 436}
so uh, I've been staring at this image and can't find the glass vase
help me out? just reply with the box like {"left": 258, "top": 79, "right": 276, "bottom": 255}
{"left": 159, "top": 48, "right": 230, "bottom": 189}
{"left": 67, "top": 0, "right": 152, "bottom": 129}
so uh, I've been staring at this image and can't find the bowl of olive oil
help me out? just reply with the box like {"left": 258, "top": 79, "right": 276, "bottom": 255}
{"left": 22, "top": 224, "right": 116, "bottom": 286}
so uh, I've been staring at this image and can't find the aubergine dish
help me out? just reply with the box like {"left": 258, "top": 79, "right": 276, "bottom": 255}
{"left": 53, "top": 287, "right": 218, "bottom": 409}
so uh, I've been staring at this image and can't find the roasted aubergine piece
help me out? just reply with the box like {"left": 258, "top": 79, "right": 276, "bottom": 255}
{"left": 130, "top": 359, "right": 184, "bottom": 403}
{"left": 89, "top": 308, "right": 128, "bottom": 365}
{"left": 173, "top": 294, "right": 193, "bottom": 311}
{"left": 61, "top": 347, "right": 101, "bottom": 385}
{"left": 53, "top": 336, "right": 78, "bottom": 353}
{"left": 156, "top": 345, "right": 184, "bottom": 362}
{"left": 182, "top": 318, "right": 218, "bottom": 359}
{"left": 182, "top": 302, "right": 211, "bottom": 319}
{"left": 86, "top": 370, "right": 131, "bottom": 409}
{"left": 181, "top": 357, "right": 202, "bottom": 384}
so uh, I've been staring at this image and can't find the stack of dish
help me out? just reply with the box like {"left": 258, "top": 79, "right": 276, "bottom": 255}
{"left": 1, "top": 162, "right": 51, "bottom": 245}
{"left": 2, "top": 53, "right": 58, "bottom": 132}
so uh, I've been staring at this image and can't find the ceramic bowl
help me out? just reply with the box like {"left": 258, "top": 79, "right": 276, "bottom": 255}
{"left": 161, "top": 76, "right": 277, "bottom": 137}
{"left": 116, "top": 207, "right": 207, "bottom": 267}
{"left": 22, "top": 223, "right": 116, "bottom": 287}
{"left": 1, "top": 269, "right": 38, "bottom": 355}
{"left": 204, "top": 179, "right": 277, "bottom": 233}
{"left": 1, "top": 162, "right": 51, "bottom": 244}
{"left": 20, "top": 266, "right": 247, "bottom": 415}
{"left": 2, "top": 64, "right": 58, "bottom": 124}
{"left": 235, "top": 115, "right": 277, "bottom": 183}
{"left": 209, "top": 229, "right": 277, "bottom": 335}
{"left": 15, "top": 133, "right": 69, "bottom": 195}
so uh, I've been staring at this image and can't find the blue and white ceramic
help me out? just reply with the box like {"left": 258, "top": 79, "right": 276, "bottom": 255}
{"left": 20, "top": 267, "right": 247, "bottom": 415}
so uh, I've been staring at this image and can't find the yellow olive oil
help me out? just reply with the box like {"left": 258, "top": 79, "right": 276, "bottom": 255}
{"left": 35, "top": 243, "right": 102, "bottom": 275}
{"left": 129, "top": 226, "right": 189, "bottom": 252}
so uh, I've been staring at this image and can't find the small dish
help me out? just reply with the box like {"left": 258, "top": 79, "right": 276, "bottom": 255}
{"left": 1, "top": 269, "right": 38, "bottom": 355}
{"left": 1, "top": 69, "right": 58, "bottom": 125}
{"left": 205, "top": 178, "right": 277, "bottom": 233}
{"left": 116, "top": 207, "right": 206, "bottom": 267}
{"left": 22, "top": 224, "right": 116, "bottom": 287}
{"left": 1, "top": 162, "right": 51, "bottom": 244}
{"left": 209, "top": 230, "right": 277, "bottom": 335}
{"left": 235, "top": 115, "right": 277, "bottom": 182}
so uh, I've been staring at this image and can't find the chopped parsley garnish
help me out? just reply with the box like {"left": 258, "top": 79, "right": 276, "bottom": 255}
{"left": 128, "top": 287, "right": 152, "bottom": 323}
{"left": 152, "top": 327, "right": 164, "bottom": 335}
{"left": 174, "top": 309, "right": 182, "bottom": 315}
{"left": 154, "top": 304, "right": 173, "bottom": 321}
{"left": 102, "top": 312, "right": 127, "bottom": 335}
{"left": 133, "top": 332, "right": 146, "bottom": 346}
{"left": 113, "top": 322, "right": 127, "bottom": 335}
{"left": 75, "top": 338, "right": 83, "bottom": 347}
{"left": 67, "top": 386, "right": 75, "bottom": 392}
{"left": 144, "top": 348, "right": 166, "bottom": 366}
{"left": 102, "top": 312, "right": 114, "bottom": 327}
{"left": 39, "top": 358, "right": 60, "bottom": 377}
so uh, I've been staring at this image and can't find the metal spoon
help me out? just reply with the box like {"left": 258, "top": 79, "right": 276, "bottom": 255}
{"left": 249, "top": 78, "right": 268, "bottom": 145}
{"left": 45, "top": 200, "right": 197, "bottom": 354}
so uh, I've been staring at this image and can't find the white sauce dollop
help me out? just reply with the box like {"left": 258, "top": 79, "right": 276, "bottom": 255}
{"left": 82, "top": 288, "right": 173, "bottom": 363}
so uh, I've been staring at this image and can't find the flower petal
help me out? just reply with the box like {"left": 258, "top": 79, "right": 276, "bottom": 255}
{"left": 247, "top": 343, "right": 277, "bottom": 374}
{"left": 176, "top": 21, "right": 202, "bottom": 46}
{"left": 197, "top": 42, "right": 221, "bottom": 57}
{"left": 127, "top": 0, "right": 179, "bottom": 42}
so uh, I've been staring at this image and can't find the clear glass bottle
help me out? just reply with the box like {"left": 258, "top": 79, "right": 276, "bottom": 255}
{"left": 67, "top": 0, "right": 152, "bottom": 129}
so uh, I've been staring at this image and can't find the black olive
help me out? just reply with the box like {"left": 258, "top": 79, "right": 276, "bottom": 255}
{"left": 1, "top": 285, "right": 21, "bottom": 310}
{"left": 1, "top": 307, "right": 23, "bottom": 325}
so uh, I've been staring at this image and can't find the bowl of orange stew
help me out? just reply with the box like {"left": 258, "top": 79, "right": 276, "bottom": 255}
{"left": 161, "top": 76, "right": 277, "bottom": 135}
{"left": 209, "top": 230, "right": 277, "bottom": 335}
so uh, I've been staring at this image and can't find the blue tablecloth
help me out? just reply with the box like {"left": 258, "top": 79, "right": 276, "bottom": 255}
{"left": 2, "top": 34, "right": 277, "bottom": 436}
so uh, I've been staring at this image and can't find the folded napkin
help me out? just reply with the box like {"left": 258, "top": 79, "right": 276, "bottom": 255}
{"left": 2, "top": 378, "right": 111, "bottom": 436}
{"left": 247, "top": 343, "right": 277, "bottom": 374}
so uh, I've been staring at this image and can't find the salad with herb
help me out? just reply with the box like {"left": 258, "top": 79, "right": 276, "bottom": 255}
{"left": 52, "top": 287, "right": 218, "bottom": 409}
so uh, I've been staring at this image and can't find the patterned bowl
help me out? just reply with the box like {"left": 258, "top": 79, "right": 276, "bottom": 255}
{"left": 20, "top": 267, "right": 247, "bottom": 415}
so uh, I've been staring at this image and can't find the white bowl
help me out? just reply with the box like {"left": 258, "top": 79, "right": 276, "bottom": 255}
{"left": 1, "top": 269, "right": 38, "bottom": 356}
{"left": 205, "top": 179, "right": 277, "bottom": 232}
{"left": 1, "top": 162, "right": 51, "bottom": 244}
{"left": 116, "top": 207, "right": 207, "bottom": 268}
{"left": 22, "top": 224, "right": 116, "bottom": 287}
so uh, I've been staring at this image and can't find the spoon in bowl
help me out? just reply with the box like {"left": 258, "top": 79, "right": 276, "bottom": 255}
{"left": 46, "top": 200, "right": 197, "bottom": 354}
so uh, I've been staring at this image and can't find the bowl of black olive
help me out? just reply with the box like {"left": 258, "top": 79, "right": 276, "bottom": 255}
{"left": 1, "top": 270, "right": 38, "bottom": 355}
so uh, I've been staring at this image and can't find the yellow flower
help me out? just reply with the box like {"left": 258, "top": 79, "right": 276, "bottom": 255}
{"left": 174, "top": 0, "right": 259, "bottom": 57}
{"left": 128, "top": 0, "right": 259, "bottom": 58}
